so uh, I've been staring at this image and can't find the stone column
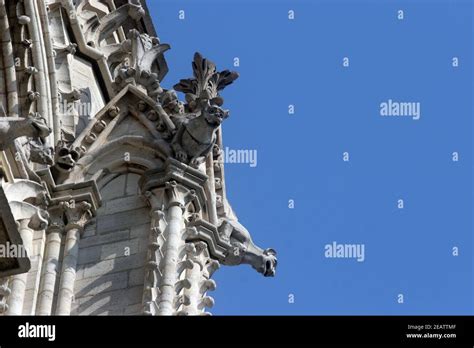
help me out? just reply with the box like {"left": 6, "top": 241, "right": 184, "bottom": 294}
{"left": 140, "top": 159, "right": 211, "bottom": 315}
{"left": 142, "top": 191, "right": 204, "bottom": 317}
{"left": 6, "top": 219, "right": 34, "bottom": 315}
{"left": 142, "top": 190, "right": 166, "bottom": 316}
{"left": 36, "top": 204, "right": 65, "bottom": 315}
{"left": 205, "top": 153, "right": 218, "bottom": 225}
{"left": 148, "top": 181, "right": 187, "bottom": 316}
{"left": 55, "top": 201, "right": 91, "bottom": 315}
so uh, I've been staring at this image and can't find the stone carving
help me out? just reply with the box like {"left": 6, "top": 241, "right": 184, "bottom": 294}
{"left": 0, "top": 113, "right": 51, "bottom": 150}
{"left": 160, "top": 90, "right": 184, "bottom": 116}
{"left": 27, "top": 139, "right": 54, "bottom": 166}
{"left": 171, "top": 101, "right": 229, "bottom": 167}
{"left": 170, "top": 53, "right": 239, "bottom": 166}
{"left": 53, "top": 42, "right": 77, "bottom": 56}
{"left": 80, "top": 0, "right": 145, "bottom": 48}
{"left": 58, "top": 88, "right": 83, "bottom": 104}
{"left": 25, "top": 91, "right": 40, "bottom": 113}
{"left": 113, "top": 29, "right": 170, "bottom": 98}
{"left": 218, "top": 218, "right": 277, "bottom": 277}
{"left": 52, "top": 141, "right": 79, "bottom": 176}
{"left": 174, "top": 52, "right": 239, "bottom": 112}
{"left": 4, "top": 179, "right": 50, "bottom": 231}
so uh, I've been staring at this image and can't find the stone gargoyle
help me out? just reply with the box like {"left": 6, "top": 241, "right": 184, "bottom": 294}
{"left": 171, "top": 52, "right": 239, "bottom": 166}
{"left": 171, "top": 100, "right": 229, "bottom": 167}
{"left": 50, "top": 129, "right": 80, "bottom": 182}
{"left": 27, "top": 139, "right": 54, "bottom": 166}
{"left": 218, "top": 218, "right": 277, "bottom": 277}
{"left": 0, "top": 113, "right": 51, "bottom": 150}
{"left": 52, "top": 139, "right": 79, "bottom": 174}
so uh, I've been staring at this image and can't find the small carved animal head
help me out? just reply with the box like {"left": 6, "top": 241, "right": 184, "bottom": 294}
{"left": 259, "top": 248, "right": 277, "bottom": 277}
{"left": 202, "top": 103, "right": 229, "bottom": 126}
{"left": 29, "top": 140, "right": 54, "bottom": 166}
{"left": 161, "top": 90, "right": 184, "bottom": 115}
{"left": 219, "top": 218, "right": 278, "bottom": 277}
{"left": 236, "top": 244, "right": 277, "bottom": 277}
{"left": 54, "top": 142, "right": 79, "bottom": 172}
{"left": 28, "top": 113, "right": 51, "bottom": 139}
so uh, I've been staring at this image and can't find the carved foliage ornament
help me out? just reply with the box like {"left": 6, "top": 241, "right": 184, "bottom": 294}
{"left": 174, "top": 52, "right": 239, "bottom": 112}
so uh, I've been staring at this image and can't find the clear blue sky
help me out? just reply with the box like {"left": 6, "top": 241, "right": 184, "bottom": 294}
{"left": 148, "top": 0, "right": 473, "bottom": 315}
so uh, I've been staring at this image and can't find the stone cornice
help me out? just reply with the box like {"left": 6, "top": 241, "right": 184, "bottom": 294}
{"left": 185, "top": 218, "right": 232, "bottom": 261}
{"left": 139, "top": 158, "right": 209, "bottom": 209}
{"left": 47, "top": 180, "right": 101, "bottom": 220}
{"left": 72, "top": 85, "right": 174, "bottom": 156}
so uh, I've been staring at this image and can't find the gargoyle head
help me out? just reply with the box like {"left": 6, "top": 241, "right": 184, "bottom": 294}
{"left": 219, "top": 218, "right": 277, "bottom": 277}
{"left": 28, "top": 113, "right": 51, "bottom": 139}
{"left": 259, "top": 248, "right": 278, "bottom": 277}
{"left": 240, "top": 247, "right": 277, "bottom": 277}
{"left": 54, "top": 142, "right": 79, "bottom": 172}
{"left": 161, "top": 90, "right": 184, "bottom": 115}
{"left": 202, "top": 101, "right": 229, "bottom": 127}
{"left": 29, "top": 140, "right": 54, "bottom": 166}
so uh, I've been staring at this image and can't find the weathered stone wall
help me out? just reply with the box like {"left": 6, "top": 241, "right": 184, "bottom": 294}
{"left": 72, "top": 174, "right": 149, "bottom": 315}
